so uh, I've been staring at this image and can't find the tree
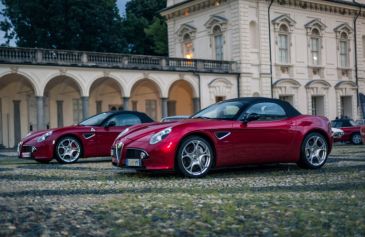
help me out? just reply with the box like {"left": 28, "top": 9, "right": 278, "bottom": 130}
{"left": 122, "top": 0, "right": 167, "bottom": 55}
{"left": 0, "top": 0, "right": 127, "bottom": 52}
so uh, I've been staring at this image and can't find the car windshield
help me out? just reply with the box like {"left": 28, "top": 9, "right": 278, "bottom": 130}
{"left": 79, "top": 112, "right": 112, "bottom": 126}
{"left": 191, "top": 101, "right": 245, "bottom": 120}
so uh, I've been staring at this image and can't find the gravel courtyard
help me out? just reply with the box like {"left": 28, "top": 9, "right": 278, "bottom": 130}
{"left": 0, "top": 144, "right": 364, "bottom": 237}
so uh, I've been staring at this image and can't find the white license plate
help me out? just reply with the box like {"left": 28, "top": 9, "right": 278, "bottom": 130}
{"left": 22, "top": 152, "right": 31, "bottom": 158}
{"left": 126, "top": 159, "right": 141, "bottom": 167}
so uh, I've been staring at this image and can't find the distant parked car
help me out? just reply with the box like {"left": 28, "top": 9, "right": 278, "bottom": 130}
{"left": 161, "top": 115, "right": 189, "bottom": 122}
{"left": 331, "top": 127, "right": 344, "bottom": 139}
{"left": 112, "top": 97, "right": 333, "bottom": 178}
{"left": 331, "top": 119, "right": 362, "bottom": 145}
{"left": 18, "top": 111, "right": 154, "bottom": 163}
{"left": 360, "top": 126, "right": 365, "bottom": 144}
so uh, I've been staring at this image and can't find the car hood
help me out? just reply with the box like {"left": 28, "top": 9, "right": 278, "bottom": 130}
{"left": 119, "top": 119, "right": 232, "bottom": 143}
{"left": 20, "top": 125, "right": 81, "bottom": 143}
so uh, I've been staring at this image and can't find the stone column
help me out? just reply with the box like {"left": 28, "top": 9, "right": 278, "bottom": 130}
{"left": 161, "top": 98, "right": 168, "bottom": 118}
{"left": 193, "top": 97, "right": 200, "bottom": 113}
{"left": 36, "top": 96, "right": 44, "bottom": 130}
{"left": 123, "top": 97, "right": 129, "bottom": 111}
{"left": 81, "top": 96, "right": 89, "bottom": 119}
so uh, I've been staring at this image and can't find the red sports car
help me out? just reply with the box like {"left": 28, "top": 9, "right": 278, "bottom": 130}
{"left": 331, "top": 119, "right": 363, "bottom": 145}
{"left": 18, "top": 111, "right": 153, "bottom": 163}
{"left": 112, "top": 98, "right": 333, "bottom": 178}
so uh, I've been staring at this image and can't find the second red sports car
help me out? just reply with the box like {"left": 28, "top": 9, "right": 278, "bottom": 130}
{"left": 18, "top": 111, "right": 153, "bottom": 163}
{"left": 112, "top": 97, "right": 333, "bottom": 178}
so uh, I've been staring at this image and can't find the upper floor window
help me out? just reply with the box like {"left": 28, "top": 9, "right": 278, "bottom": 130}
{"left": 278, "top": 25, "right": 289, "bottom": 64}
{"left": 340, "top": 32, "right": 349, "bottom": 67}
{"left": 311, "top": 29, "right": 321, "bottom": 65}
{"left": 272, "top": 14, "right": 296, "bottom": 65}
{"left": 213, "top": 26, "right": 223, "bottom": 60}
{"left": 334, "top": 23, "right": 353, "bottom": 68}
{"left": 183, "top": 33, "right": 193, "bottom": 59}
{"left": 305, "top": 19, "right": 326, "bottom": 67}
{"left": 205, "top": 15, "right": 228, "bottom": 60}
{"left": 176, "top": 24, "right": 196, "bottom": 59}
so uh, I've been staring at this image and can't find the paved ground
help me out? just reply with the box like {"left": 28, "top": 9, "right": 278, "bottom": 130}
{"left": 0, "top": 144, "right": 364, "bottom": 237}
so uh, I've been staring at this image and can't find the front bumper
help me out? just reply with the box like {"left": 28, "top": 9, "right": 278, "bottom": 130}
{"left": 111, "top": 139, "right": 177, "bottom": 171}
{"left": 18, "top": 141, "right": 54, "bottom": 161}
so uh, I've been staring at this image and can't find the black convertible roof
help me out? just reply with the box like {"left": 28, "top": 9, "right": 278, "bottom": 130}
{"left": 225, "top": 97, "right": 302, "bottom": 118}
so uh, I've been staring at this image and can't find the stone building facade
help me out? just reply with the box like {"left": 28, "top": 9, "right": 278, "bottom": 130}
{"left": 162, "top": 0, "right": 365, "bottom": 119}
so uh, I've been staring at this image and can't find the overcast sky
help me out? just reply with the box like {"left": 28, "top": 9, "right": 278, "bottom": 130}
{"left": 0, "top": 0, "right": 129, "bottom": 45}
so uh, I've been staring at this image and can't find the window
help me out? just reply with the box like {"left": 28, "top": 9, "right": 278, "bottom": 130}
{"left": 132, "top": 101, "right": 138, "bottom": 111}
{"left": 279, "top": 95, "right": 294, "bottom": 106}
{"left": 215, "top": 96, "right": 225, "bottom": 103}
{"left": 278, "top": 25, "right": 289, "bottom": 64}
{"left": 107, "top": 114, "right": 141, "bottom": 126}
{"left": 167, "top": 100, "right": 176, "bottom": 116}
{"left": 57, "top": 100, "right": 64, "bottom": 127}
{"left": 245, "top": 102, "right": 286, "bottom": 121}
{"left": 96, "top": 101, "right": 102, "bottom": 114}
{"left": 213, "top": 26, "right": 223, "bottom": 60}
{"left": 73, "top": 99, "right": 83, "bottom": 124}
{"left": 362, "top": 35, "right": 365, "bottom": 58}
{"left": 311, "top": 29, "right": 321, "bottom": 65}
{"left": 183, "top": 33, "right": 193, "bottom": 59}
{"left": 340, "top": 32, "right": 349, "bottom": 67}
{"left": 311, "top": 96, "right": 324, "bottom": 116}
{"left": 340, "top": 96, "right": 352, "bottom": 119}
{"left": 249, "top": 21, "right": 258, "bottom": 49}
{"left": 145, "top": 100, "right": 157, "bottom": 121}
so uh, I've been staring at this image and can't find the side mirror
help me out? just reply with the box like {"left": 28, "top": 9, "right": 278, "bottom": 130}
{"left": 104, "top": 120, "right": 116, "bottom": 128}
{"left": 241, "top": 113, "right": 260, "bottom": 123}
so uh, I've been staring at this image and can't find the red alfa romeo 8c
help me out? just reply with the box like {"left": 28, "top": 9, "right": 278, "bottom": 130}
{"left": 112, "top": 98, "right": 333, "bottom": 178}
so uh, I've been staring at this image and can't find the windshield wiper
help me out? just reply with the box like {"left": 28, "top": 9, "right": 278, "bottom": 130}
{"left": 192, "top": 116, "right": 211, "bottom": 119}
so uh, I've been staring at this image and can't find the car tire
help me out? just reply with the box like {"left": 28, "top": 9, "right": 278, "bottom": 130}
{"left": 297, "top": 132, "right": 328, "bottom": 169}
{"left": 176, "top": 136, "right": 214, "bottom": 178}
{"left": 55, "top": 136, "right": 82, "bottom": 164}
{"left": 351, "top": 133, "right": 362, "bottom": 145}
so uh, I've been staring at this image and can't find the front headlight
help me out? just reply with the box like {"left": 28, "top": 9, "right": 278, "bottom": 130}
{"left": 149, "top": 127, "right": 172, "bottom": 145}
{"left": 36, "top": 131, "right": 53, "bottom": 143}
{"left": 116, "top": 128, "right": 129, "bottom": 140}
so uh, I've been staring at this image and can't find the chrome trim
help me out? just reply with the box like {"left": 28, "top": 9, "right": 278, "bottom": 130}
{"left": 116, "top": 142, "right": 124, "bottom": 163}
{"left": 83, "top": 133, "right": 95, "bottom": 139}
{"left": 127, "top": 148, "right": 150, "bottom": 159}
{"left": 215, "top": 131, "right": 231, "bottom": 140}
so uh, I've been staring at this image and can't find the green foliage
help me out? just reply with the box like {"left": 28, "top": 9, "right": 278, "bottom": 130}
{"left": 123, "top": 0, "right": 167, "bottom": 55}
{"left": 1, "top": 0, "right": 126, "bottom": 52}
{"left": 1, "top": 0, "right": 168, "bottom": 55}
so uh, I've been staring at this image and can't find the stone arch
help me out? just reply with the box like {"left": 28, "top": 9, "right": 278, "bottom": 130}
{"left": 0, "top": 73, "right": 37, "bottom": 147}
{"left": 130, "top": 79, "right": 162, "bottom": 120}
{"left": 43, "top": 71, "right": 86, "bottom": 96}
{"left": 0, "top": 70, "right": 40, "bottom": 96}
{"left": 44, "top": 75, "right": 83, "bottom": 128}
{"left": 89, "top": 77, "right": 124, "bottom": 114}
{"left": 168, "top": 80, "right": 195, "bottom": 116}
{"left": 208, "top": 78, "right": 233, "bottom": 104}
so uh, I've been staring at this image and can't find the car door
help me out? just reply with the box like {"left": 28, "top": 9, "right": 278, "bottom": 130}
{"left": 231, "top": 102, "right": 296, "bottom": 165}
{"left": 95, "top": 113, "right": 142, "bottom": 156}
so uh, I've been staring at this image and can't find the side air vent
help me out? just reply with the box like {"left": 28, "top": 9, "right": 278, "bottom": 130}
{"left": 215, "top": 131, "right": 231, "bottom": 140}
{"left": 83, "top": 133, "right": 95, "bottom": 139}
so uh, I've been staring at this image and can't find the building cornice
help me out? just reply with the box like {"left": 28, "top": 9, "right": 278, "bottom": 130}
{"left": 161, "top": 0, "right": 365, "bottom": 20}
